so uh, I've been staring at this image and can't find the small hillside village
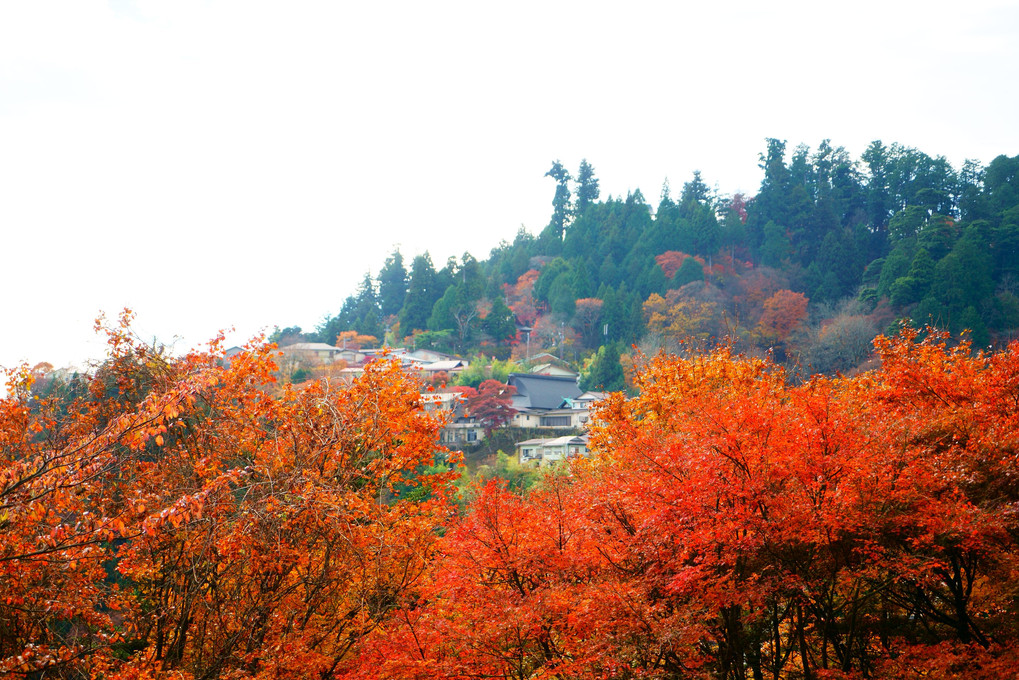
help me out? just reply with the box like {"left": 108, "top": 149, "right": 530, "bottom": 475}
{"left": 272, "top": 341, "right": 605, "bottom": 467}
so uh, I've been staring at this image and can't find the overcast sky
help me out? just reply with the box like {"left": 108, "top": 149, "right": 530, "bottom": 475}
{"left": 2, "top": 0, "right": 1018, "bottom": 370}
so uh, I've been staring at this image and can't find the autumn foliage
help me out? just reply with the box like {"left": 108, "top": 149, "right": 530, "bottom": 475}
{"left": 352, "top": 327, "right": 1019, "bottom": 679}
{"left": 4, "top": 317, "right": 1019, "bottom": 678}
{"left": 460, "top": 379, "right": 517, "bottom": 434}
{"left": 755, "top": 288, "right": 809, "bottom": 343}
{"left": 0, "top": 312, "right": 456, "bottom": 679}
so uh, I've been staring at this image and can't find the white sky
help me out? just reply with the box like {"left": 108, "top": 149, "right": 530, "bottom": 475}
{"left": 2, "top": 0, "right": 1018, "bottom": 369}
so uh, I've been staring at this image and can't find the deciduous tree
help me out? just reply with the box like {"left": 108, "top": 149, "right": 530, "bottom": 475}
{"left": 0, "top": 312, "right": 456, "bottom": 679}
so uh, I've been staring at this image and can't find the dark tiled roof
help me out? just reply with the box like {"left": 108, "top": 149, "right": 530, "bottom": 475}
{"left": 507, "top": 373, "right": 582, "bottom": 410}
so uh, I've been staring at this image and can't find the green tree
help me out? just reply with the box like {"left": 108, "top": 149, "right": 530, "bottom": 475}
{"left": 862, "top": 139, "right": 892, "bottom": 228}
{"left": 576, "top": 159, "right": 600, "bottom": 215}
{"left": 353, "top": 272, "right": 383, "bottom": 339}
{"left": 456, "top": 252, "right": 486, "bottom": 302}
{"left": 877, "top": 242, "right": 915, "bottom": 299}
{"left": 544, "top": 159, "right": 573, "bottom": 241}
{"left": 931, "top": 229, "right": 994, "bottom": 313}
{"left": 984, "top": 154, "right": 1019, "bottom": 214}
{"left": 679, "top": 170, "right": 711, "bottom": 212}
{"left": 747, "top": 139, "right": 793, "bottom": 254}
{"left": 760, "top": 221, "right": 792, "bottom": 267}
{"left": 993, "top": 211, "right": 1019, "bottom": 279}
{"left": 889, "top": 248, "right": 935, "bottom": 306}
{"left": 916, "top": 216, "right": 958, "bottom": 261}
{"left": 958, "top": 305, "right": 990, "bottom": 347}
{"left": 533, "top": 257, "right": 571, "bottom": 305}
{"left": 671, "top": 256, "right": 704, "bottom": 288}
{"left": 579, "top": 342, "right": 625, "bottom": 391}
{"left": 401, "top": 253, "right": 440, "bottom": 334}
{"left": 813, "top": 229, "right": 863, "bottom": 301}
{"left": 690, "top": 201, "right": 721, "bottom": 256}
{"left": 484, "top": 296, "right": 518, "bottom": 342}
{"left": 548, "top": 272, "right": 578, "bottom": 317}
{"left": 429, "top": 283, "right": 481, "bottom": 353}
{"left": 377, "top": 249, "right": 408, "bottom": 318}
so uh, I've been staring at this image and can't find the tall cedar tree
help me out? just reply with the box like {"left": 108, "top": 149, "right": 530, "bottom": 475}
{"left": 576, "top": 158, "right": 600, "bottom": 215}
{"left": 377, "top": 249, "right": 408, "bottom": 318}
{"left": 400, "top": 253, "right": 439, "bottom": 334}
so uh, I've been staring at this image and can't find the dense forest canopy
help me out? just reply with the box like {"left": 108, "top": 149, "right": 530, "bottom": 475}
{"left": 281, "top": 140, "right": 1019, "bottom": 387}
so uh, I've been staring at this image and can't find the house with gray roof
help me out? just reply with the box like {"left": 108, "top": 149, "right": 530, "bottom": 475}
{"left": 507, "top": 373, "right": 582, "bottom": 410}
{"left": 507, "top": 373, "right": 587, "bottom": 430}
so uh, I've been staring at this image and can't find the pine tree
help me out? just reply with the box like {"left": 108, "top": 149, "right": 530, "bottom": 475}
{"left": 579, "top": 342, "right": 625, "bottom": 391}
{"left": 377, "top": 250, "right": 408, "bottom": 318}
{"left": 400, "top": 253, "right": 439, "bottom": 334}
{"left": 353, "top": 272, "right": 382, "bottom": 339}
{"left": 545, "top": 160, "right": 573, "bottom": 240}
{"left": 484, "top": 296, "right": 518, "bottom": 342}
{"left": 576, "top": 159, "right": 600, "bottom": 215}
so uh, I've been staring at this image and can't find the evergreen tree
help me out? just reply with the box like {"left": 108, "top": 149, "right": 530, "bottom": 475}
{"left": 984, "top": 154, "right": 1019, "bottom": 214}
{"left": 436, "top": 256, "right": 458, "bottom": 294}
{"left": 353, "top": 272, "right": 383, "bottom": 339}
{"left": 890, "top": 247, "right": 934, "bottom": 307}
{"left": 626, "top": 290, "right": 645, "bottom": 344}
{"left": 760, "top": 221, "right": 792, "bottom": 267}
{"left": 457, "top": 253, "right": 486, "bottom": 301}
{"left": 598, "top": 254, "right": 619, "bottom": 288}
{"left": 958, "top": 159, "right": 989, "bottom": 222}
{"left": 877, "top": 242, "right": 916, "bottom": 300}
{"left": 672, "top": 257, "right": 705, "bottom": 288}
{"left": 377, "top": 250, "right": 408, "bottom": 318}
{"left": 690, "top": 202, "right": 721, "bottom": 257}
{"left": 484, "top": 296, "right": 518, "bottom": 342}
{"left": 400, "top": 253, "right": 439, "bottom": 334}
{"left": 580, "top": 342, "right": 626, "bottom": 391}
{"left": 571, "top": 258, "right": 594, "bottom": 299}
{"left": 750, "top": 139, "right": 793, "bottom": 229}
{"left": 931, "top": 229, "right": 994, "bottom": 313}
{"left": 427, "top": 285, "right": 457, "bottom": 332}
{"left": 533, "top": 258, "right": 571, "bottom": 305}
{"left": 600, "top": 286, "right": 623, "bottom": 343}
{"left": 548, "top": 273, "right": 577, "bottom": 317}
{"left": 576, "top": 159, "right": 600, "bottom": 215}
{"left": 862, "top": 140, "right": 892, "bottom": 229}
{"left": 545, "top": 160, "right": 573, "bottom": 240}
{"left": 813, "top": 229, "right": 862, "bottom": 301}
{"left": 679, "top": 170, "right": 711, "bottom": 213}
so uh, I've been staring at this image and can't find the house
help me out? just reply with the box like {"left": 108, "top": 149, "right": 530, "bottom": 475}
{"left": 407, "top": 348, "right": 469, "bottom": 367}
{"left": 575, "top": 390, "right": 607, "bottom": 404}
{"left": 506, "top": 373, "right": 584, "bottom": 429}
{"left": 420, "top": 388, "right": 485, "bottom": 446}
{"left": 361, "top": 346, "right": 409, "bottom": 360}
{"left": 279, "top": 342, "right": 342, "bottom": 363}
{"left": 278, "top": 342, "right": 345, "bottom": 377}
{"left": 526, "top": 353, "right": 578, "bottom": 377}
{"left": 440, "top": 417, "right": 485, "bottom": 445}
{"left": 528, "top": 362, "right": 579, "bottom": 377}
{"left": 417, "top": 359, "right": 466, "bottom": 378}
{"left": 564, "top": 391, "right": 607, "bottom": 412}
{"left": 509, "top": 389, "right": 605, "bottom": 430}
{"left": 507, "top": 373, "right": 582, "bottom": 410}
{"left": 516, "top": 435, "right": 589, "bottom": 466}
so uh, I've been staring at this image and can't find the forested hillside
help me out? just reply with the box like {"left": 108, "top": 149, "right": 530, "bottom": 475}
{"left": 289, "top": 141, "right": 1019, "bottom": 387}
